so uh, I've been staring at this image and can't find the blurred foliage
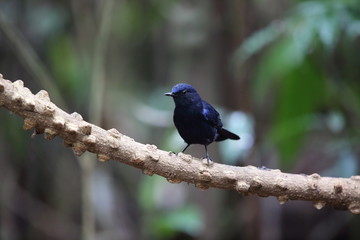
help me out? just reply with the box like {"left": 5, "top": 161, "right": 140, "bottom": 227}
{"left": 0, "top": 0, "right": 360, "bottom": 240}
{"left": 235, "top": 0, "right": 360, "bottom": 170}
{"left": 220, "top": 111, "right": 254, "bottom": 165}
{"left": 139, "top": 175, "right": 203, "bottom": 239}
{"left": 48, "top": 35, "right": 88, "bottom": 104}
{"left": 151, "top": 205, "right": 203, "bottom": 239}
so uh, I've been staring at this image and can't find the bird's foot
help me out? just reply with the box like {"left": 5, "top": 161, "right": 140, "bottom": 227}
{"left": 202, "top": 156, "right": 213, "bottom": 166}
{"left": 168, "top": 151, "right": 177, "bottom": 156}
{"left": 257, "top": 166, "right": 272, "bottom": 171}
{"left": 169, "top": 151, "right": 189, "bottom": 156}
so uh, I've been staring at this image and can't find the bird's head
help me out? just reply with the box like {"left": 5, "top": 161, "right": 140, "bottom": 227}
{"left": 165, "top": 83, "right": 201, "bottom": 107}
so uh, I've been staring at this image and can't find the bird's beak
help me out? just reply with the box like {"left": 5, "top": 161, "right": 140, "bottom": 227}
{"left": 164, "top": 92, "right": 174, "bottom": 97}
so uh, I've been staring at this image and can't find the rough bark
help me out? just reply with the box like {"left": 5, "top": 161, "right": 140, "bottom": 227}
{"left": 0, "top": 74, "right": 359, "bottom": 214}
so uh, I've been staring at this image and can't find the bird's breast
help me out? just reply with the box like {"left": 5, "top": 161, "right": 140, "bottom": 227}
{"left": 173, "top": 107, "right": 217, "bottom": 145}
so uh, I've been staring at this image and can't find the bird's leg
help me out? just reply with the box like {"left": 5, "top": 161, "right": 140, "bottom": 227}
{"left": 171, "top": 144, "right": 191, "bottom": 156}
{"left": 175, "top": 144, "right": 190, "bottom": 156}
{"left": 203, "top": 145, "right": 212, "bottom": 165}
{"left": 181, "top": 144, "right": 191, "bottom": 153}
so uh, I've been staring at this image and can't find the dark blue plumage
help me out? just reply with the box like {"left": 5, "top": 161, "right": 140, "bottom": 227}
{"left": 165, "top": 83, "right": 240, "bottom": 164}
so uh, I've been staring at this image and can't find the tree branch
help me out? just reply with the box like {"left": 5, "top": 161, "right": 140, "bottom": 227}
{"left": 0, "top": 74, "right": 359, "bottom": 214}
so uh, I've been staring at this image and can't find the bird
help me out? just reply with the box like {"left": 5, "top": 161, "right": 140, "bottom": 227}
{"left": 165, "top": 83, "right": 240, "bottom": 164}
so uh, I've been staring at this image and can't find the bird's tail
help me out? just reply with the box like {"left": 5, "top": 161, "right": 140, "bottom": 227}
{"left": 216, "top": 128, "right": 240, "bottom": 141}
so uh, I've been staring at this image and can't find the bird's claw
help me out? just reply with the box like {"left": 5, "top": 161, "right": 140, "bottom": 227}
{"left": 168, "top": 151, "right": 177, "bottom": 156}
{"left": 202, "top": 156, "right": 213, "bottom": 166}
{"left": 257, "top": 166, "right": 271, "bottom": 171}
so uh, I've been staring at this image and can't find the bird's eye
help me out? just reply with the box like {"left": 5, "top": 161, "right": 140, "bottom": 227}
{"left": 182, "top": 89, "right": 187, "bottom": 94}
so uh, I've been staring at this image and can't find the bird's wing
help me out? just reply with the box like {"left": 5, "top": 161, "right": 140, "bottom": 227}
{"left": 201, "top": 100, "right": 223, "bottom": 128}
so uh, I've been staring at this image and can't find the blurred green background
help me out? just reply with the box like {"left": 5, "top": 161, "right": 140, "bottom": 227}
{"left": 1, "top": 0, "right": 360, "bottom": 239}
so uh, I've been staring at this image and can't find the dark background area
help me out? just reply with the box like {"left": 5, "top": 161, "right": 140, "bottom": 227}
{"left": 0, "top": 0, "right": 360, "bottom": 239}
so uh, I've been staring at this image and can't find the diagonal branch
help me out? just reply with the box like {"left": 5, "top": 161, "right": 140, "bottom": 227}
{"left": 0, "top": 74, "right": 359, "bottom": 214}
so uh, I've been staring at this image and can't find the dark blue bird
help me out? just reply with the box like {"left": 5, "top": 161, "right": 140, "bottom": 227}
{"left": 165, "top": 83, "right": 240, "bottom": 164}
